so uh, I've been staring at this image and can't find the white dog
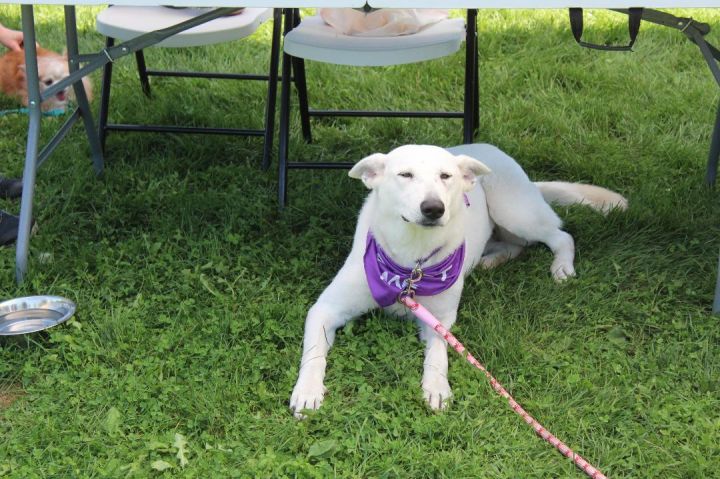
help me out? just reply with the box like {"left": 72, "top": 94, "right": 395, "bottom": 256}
{"left": 290, "top": 143, "right": 627, "bottom": 417}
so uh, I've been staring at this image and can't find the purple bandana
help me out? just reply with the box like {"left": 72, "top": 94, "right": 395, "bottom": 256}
{"left": 364, "top": 233, "right": 466, "bottom": 307}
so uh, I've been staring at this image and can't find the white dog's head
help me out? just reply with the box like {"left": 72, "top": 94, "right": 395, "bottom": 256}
{"left": 349, "top": 145, "right": 491, "bottom": 228}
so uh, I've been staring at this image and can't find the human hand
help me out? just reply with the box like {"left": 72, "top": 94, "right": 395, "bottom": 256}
{"left": 0, "top": 25, "right": 25, "bottom": 51}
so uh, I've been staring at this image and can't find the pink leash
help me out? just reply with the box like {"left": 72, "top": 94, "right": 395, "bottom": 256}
{"left": 400, "top": 296, "right": 607, "bottom": 479}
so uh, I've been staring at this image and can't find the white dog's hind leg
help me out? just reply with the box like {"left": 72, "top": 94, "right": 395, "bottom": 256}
{"left": 489, "top": 225, "right": 575, "bottom": 281}
{"left": 545, "top": 229, "right": 576, "bottom": 281}
{"left": 480, "top": 238, "right": 525, "bottom": 269}
{"left": 503, "top": 221, "right": 576, "bottom": 281}
{"left": 484, "top": 180, "right": 577, "bottom": 281}
{"left": 290, "top": 266, "right": 375, "bottom": 418}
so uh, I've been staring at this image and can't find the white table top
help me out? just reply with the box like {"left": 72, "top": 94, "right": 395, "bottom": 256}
{"left": 370, "top": 1, "right": 720, "bottom": 7}
{"left": 1, "top": 0, "right": 361, "bottom": 5}
{"left": 6, "top": 1, "right": 720, "bottom": 8}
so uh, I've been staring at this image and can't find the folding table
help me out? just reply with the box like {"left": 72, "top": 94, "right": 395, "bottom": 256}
{"left": 5, "top": 1, "right": 361, "bottom": 285}
{"left": 4, "top": 1, "right": 720, "bottom": 312}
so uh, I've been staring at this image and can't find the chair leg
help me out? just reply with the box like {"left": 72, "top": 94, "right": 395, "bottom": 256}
{"left": 706, "top": 98, "right": 720, "bottom": 186}
{"left": 16, "top": 5, "right": 42, "bottom": 283}
{"left": 262, "top": 8, "right": 282, "bottom": 170}
{"left": 472, "top": 25, "right": 480, "bottom": 137}
{"left": 290, "top": 9, "right": 311, "bottom": 143}
{"left": 278, "top": 9, "right": 294, "bottom": 208}
{"left": 292, "top": 56, "right": 312, "bottom": 143}
{"left": 65, "top": 6, "right": 104, "bottom": 175}
{"left": 98, "top": 36, "right": 114, "bottom": 153}
{"left": 135, "top": 49, "right": 151, "bottom": 97}
{"left": 714, "top": 250, "right": 720, "bottom": 314}
{"left": 463, "top": 9, "right": 478, "bottom": 144}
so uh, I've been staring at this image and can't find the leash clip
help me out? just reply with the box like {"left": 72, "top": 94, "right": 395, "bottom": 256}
{"left": 399, "top": 264, "right": 423, "bottom": 302}
{"left": 409, "top": 263, "right": 423, "bottom": 283}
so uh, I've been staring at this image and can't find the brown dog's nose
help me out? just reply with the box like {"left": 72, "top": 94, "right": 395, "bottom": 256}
{"left": 420, "top": 199, "right": 445, "bottom": 220}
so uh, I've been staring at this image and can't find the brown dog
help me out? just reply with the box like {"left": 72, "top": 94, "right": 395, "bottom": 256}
{"left": 0, "top": 47, "right": 92, "bottom": 112}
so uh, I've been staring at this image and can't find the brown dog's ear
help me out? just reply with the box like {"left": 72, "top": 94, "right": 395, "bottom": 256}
{"left": 348, "top": 153, "right": 387, "bottom": 189}
{"left": 455, "top": 154, "right": 491, "bottom": 191}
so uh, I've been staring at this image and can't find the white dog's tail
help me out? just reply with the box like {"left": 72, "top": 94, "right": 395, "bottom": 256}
{"left": 534, "top": 181, "right": 628, "bottom": 215}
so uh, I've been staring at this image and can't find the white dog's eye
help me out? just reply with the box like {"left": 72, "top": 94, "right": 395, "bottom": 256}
{"left": 440, "top": 173, "right": 452, "bottom": 180}
{"left": 44, "top": 79, "right": 53, "bottom": 86}
{"left": 398, "top": 172, "right": 413, "bottom": 179}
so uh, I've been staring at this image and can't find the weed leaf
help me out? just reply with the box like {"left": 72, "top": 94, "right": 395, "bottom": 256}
{"left": 607, "top": 326, "right": 629, "bottom": 347}
{"left": 104, "top": 407, "right": 122, "bottom": 436}
{"left": 151, "top": 460, "right": 172, "bottom": 472}
{"left": 307, "top": 439, "right": 338, "bottom": 459}
{"left": 174, "top": 433, "right": 189, "bottom": 468}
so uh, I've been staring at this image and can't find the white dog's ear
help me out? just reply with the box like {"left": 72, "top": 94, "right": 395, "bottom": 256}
{"left": 455, "top": 154, "right": 491, "bottom": 191}
{"left": 348, "top": 153, "right": 387, "bottom": 189}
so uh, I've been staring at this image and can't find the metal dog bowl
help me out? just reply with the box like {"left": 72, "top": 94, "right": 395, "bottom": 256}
{"left": 0, "top": 296, "right": 76, "bottom": 336}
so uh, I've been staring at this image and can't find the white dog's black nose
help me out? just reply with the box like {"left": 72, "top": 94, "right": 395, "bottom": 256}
{"left": 420, "top": 199, "right": 445, "bottom": 220}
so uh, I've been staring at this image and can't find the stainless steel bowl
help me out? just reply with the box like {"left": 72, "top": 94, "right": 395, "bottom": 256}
{"left": 0, "top": 296, "right": 76, "bottom": 336}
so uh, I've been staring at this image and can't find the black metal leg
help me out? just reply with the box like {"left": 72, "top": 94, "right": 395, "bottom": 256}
{"left": 136, "top": 49, "right": 151, "bottom": 97}
{"left": 680, "top": 24, "right": 720, "bottom": 187}
{"left": 98, "top": 36, "right": 114, "bottom": 153}
{"left": 706, "top": 99, "right": 720, "bottom": 186}
{"left": 278, "top": 9, "right": 294, "bottom": 207}
{"left": 65, "top": 6, "right": 104, "bottom": 175}
{"left": 714, "top": 251, "right": 720, "bottom": 314}
{"left": 262, "top": 9, "right": 282, "bottom": 171}
{"left": 292, "top": 57, "right": 312, "bottom": 143}
{"left": 472, "top": 23, "right": 480, "bottom": 137}
{"left": 463, "top": 9, "right": 478, "bottom": 144}
{"left": 291, "top": 9, "right": 312, "bottom": 143}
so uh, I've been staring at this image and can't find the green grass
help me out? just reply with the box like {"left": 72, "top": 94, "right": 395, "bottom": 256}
{"left": 0, "top": 6, "right": 718, "bottom": 478}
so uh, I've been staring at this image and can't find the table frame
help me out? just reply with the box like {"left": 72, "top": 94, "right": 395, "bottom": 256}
{"left": 606, "top": 8, "right": 720, "bottom": 312}
{"left": 13, "top": 5, "right": 720, "bottom": 312}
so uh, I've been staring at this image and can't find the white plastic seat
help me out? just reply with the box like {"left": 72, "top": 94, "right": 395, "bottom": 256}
{"left": 283, "top": 15, "right": 466, "bottom": 66}
{"left": 276, "top": 9, "right": 479, "bottom": 206}
{"left": 96, "top": 7, "right": 272, "bottom": 48}
{"left": 95, "top": 7, "right": 281, "bottom": 169}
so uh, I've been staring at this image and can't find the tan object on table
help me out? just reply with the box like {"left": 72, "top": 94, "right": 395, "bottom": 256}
{"left": 319, "top": 8, "right": 449, "bottom": 36}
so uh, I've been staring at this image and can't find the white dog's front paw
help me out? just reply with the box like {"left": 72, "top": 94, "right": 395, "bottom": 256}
{"left": 290, "top": 379, "right": 327, "bottom": 419}
{"left": 551, "top": 259, "right": 576, "bottom": 282}
{"left": 422, "top": 375, "right": 452, "bottom": 411}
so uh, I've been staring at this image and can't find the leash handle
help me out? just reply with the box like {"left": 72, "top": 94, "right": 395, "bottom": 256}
{"left": 399, "top": 296, "right": 607, "bottom": 479}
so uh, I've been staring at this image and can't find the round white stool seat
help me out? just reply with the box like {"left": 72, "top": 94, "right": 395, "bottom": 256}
{"left": 96, "top": 7, "right": 272, "bottom": 48}
{"left": 283, "top": 16, "right": 466, "bottom": 67}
